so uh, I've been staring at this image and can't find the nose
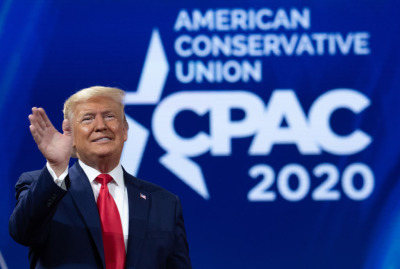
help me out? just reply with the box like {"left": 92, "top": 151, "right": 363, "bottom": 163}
{"left": 94, "top": 115, "right": 107, "bottom": 131}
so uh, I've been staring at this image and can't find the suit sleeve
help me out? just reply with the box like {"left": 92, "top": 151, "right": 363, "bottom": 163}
{"left": 166, "top": 196, "right": 192, "bottom": 269}
{"left": 9, "top": 167, "right": 68, "bottom": 246}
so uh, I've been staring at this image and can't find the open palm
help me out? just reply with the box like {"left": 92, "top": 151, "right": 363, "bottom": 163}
{"left": 29, "top": 107, "right": 73, "bottom": 176}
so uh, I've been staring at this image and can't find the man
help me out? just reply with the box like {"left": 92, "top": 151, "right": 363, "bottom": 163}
{"left": 9, "top": 86, "right": 192, "bottom": 269}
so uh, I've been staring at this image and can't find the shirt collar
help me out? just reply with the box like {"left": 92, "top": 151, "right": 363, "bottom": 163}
{"left": 78, "top": 159, "right": 124, "bottom": 187}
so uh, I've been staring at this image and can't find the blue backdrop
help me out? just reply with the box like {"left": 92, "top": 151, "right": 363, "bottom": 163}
{"left": 1, "top": 0, "right": 400, "bottom": 268}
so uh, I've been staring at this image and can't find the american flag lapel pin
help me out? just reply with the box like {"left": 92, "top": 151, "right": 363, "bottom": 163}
{"left": 140, "top": 193, "right": 147, "bottom": 200}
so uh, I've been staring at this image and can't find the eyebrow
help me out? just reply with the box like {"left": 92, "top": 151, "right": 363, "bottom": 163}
{"left": 77, "top": 111, "right": 95, "bottom": 118}
{"left": 77, "top": 110, "right": 116, "bottom": 118}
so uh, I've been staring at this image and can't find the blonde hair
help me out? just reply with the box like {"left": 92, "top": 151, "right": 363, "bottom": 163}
{"left": 63, "top": 86, "right": 126, "bottom": 121}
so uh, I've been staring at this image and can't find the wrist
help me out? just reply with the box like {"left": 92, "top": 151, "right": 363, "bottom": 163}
{"left": 47, "top": 160, "right": 69, "bottom": 178}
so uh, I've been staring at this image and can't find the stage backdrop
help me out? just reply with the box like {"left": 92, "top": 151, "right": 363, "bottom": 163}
{"left": 1, "top": 0, "right": 400, "bottom": 268}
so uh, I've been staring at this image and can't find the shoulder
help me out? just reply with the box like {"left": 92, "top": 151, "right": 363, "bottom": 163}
{"left": 14, "top": 167, "right": 63, "bottom": 200}
{"left": 16, "top": 168, "right": 47, "bottom": 186}
{"left": 123, "top": 170, "right": 179, "bottom": 201}
{"left": 20, "top": 169, "right": 44, "bottom": 179}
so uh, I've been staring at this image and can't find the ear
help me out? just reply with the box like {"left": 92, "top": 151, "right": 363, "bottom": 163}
{"left": 71, "top": 146, "right": 78, "bottom": 158}
{"left": 123, "top": 125, "right": 128, "bottom": 142}
{"left": 123, "top": 116, "right": 128, "bottom": 142}
{"left": 69, "top": 120, "right": 78, "bottom": 155}
{"left": 63, "top": 118, "right": 77, "bottom": 157}
{"left": 71, "top": 133, "right": 78, "bottom": 158}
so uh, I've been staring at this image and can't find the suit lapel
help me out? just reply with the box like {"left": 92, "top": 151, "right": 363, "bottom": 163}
{"left": 68, "top": 162, "right": 105, "bottom": 268}
{"left": 124, "top": 170, "right": 150, "bottom": 268}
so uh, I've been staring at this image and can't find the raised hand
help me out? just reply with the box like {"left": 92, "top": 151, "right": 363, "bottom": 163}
{"left": 28, "top": 107, "right": 73, "bottom": 177}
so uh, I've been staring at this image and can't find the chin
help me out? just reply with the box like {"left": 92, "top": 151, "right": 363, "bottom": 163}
{"left": 94, "top": 148, "right": 123, "bottom": 159}
{"left": 93, "top": 151, "right": 115, "bottom": 158}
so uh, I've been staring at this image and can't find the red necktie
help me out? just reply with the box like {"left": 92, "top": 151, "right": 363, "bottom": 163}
{"left": 96, "top": 174, "right": 126, "bottom": 269}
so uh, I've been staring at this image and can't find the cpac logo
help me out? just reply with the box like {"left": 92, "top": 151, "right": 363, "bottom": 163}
{"left": 122, "top": 29, "right": 372, "bottom": 200}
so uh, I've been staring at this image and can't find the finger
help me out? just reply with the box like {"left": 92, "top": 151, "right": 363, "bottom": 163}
{"left": 31, "top": 107, "right": 47, "bottom": 131}
{"left": 35, "top": 107, "right": 52, "bottom": 130}
{"left": 29, "top": 124, "right": 42, "bottom": 145}
{"left": 29, "top": 108, "right": 44, "bottom": 133}
{"left": 37, "top": 107, "right": 55, "bottom": 129}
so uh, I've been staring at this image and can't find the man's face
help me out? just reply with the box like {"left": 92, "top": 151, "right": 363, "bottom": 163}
{"left": 72, "top": 96, "right": 127, "bottom": 167}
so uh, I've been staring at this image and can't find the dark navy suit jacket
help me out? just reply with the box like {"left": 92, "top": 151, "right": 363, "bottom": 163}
{"left": 9, "top": 162, "right": 192, "bottom": 269}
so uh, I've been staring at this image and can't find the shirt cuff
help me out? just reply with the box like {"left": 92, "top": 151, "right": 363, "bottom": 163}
{"left": 46, "top": 162, "right": 69, "bottom": 190}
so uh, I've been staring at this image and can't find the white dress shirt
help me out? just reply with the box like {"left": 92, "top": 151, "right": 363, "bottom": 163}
{"left": 46, "top": 161, "right": 129, "bottom": 250}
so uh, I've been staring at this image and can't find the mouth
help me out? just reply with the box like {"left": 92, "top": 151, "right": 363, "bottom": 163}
{"left": 92, "top": 137, "right": 112, "bottom": 143}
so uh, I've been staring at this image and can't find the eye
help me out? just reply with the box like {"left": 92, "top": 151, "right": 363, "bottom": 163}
{"left": 104, "top": 114, "right": 116, "bottom": 121}
{"left": 81, "top": 115, "right": 94, "bottom": 123}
